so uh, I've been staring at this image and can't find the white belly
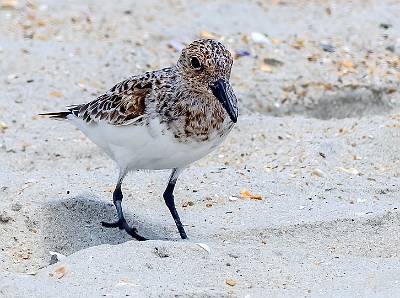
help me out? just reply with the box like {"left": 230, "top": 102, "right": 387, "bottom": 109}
{"left": 69, "top": 116, "right": 228, "bottom": 170}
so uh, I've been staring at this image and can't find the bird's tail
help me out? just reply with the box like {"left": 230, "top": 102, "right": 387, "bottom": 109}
{"left": 39, "top": 111, "right": 71, "bottom": 119}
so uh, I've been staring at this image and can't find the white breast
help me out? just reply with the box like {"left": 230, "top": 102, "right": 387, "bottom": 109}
{"left": 68, "top": 116, "right": 229, "bottom": 171}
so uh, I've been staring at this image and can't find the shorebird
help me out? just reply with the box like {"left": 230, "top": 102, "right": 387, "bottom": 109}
{"left": 41, "top": 39, "right": 238, "bottom": 240}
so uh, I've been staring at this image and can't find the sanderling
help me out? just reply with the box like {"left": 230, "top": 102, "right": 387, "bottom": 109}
{"left": 41, "top": 39, "right": 238, "bottom": 240}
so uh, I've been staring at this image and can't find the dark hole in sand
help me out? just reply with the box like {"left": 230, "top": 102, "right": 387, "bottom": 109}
{"left": 40, "top": 196, "right": 160, "bottom": 256}
{"left": 306, "top": 92, "right": 393, "bottom": 120}
{"left": 261, "top": 88, "right": 395, "bottom": 119}
{"left": 254, "top": 210, "right": 400, "bottom": 259}
{"left": 305, "top": 89, "right": 394, "bottom": 120}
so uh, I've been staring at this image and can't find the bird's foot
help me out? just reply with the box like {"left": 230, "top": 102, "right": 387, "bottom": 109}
{"left": 101, "top": 218, "right": 147, "bottom": 241}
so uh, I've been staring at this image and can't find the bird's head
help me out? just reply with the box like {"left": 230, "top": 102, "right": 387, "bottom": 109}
{"left": 177, "top": 39, "right": 238, "bottom": 123}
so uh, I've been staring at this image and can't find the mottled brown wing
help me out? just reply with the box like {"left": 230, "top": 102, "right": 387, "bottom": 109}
{"left": 71, "top": 78, "right": 152, "bottom": 126}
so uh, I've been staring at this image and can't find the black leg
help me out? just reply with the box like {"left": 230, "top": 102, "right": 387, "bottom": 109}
{"left": 101, "top": 172, "right": 147, "bottom": 241}
{"left": 163, "top": 168, "right": 187, "bottom": 239}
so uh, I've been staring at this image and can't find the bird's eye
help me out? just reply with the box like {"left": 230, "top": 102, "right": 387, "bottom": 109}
{"left": 190, "top": 57, "right": 202, "bottom": 70}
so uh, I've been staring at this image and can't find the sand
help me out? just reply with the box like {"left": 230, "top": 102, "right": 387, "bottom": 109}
{"left": 1, "top": 0, "right": 400, "bottom": 297}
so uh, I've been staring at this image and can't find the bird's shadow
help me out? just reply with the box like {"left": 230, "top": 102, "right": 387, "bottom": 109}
{"left": 40, "top": 196, "right": 165, "bottom": 256}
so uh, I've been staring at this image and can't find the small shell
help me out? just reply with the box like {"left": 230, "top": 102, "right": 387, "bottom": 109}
{"left": 226, "top": 279, "right": 237, "bottom": 286}
{"left": 337, "top": 167, "right": 360, "bottom": 175}
{"left": 312, "top": 168, "right": 325, "bottom": 177}
{"left": 196, "top": 243, "right": 211, "bottom": 253}
{"left": 250, "top": 32, "right": 271, "bottom": 45}
{"left": 51, "top": 266, "right": 67, "bottom": 279}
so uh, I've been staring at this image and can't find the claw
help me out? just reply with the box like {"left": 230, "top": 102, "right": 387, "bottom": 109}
{"left": 101, "top": 218, "right": 147, "bottom": 241}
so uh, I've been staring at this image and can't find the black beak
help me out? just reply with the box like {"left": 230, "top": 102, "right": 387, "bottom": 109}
{"left": 209, "top": 79, "right": 238, "bottom": 123}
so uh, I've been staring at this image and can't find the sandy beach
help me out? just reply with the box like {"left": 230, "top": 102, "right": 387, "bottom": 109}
{"left": 1, "top": 0, "right": 400, "bottom": 297}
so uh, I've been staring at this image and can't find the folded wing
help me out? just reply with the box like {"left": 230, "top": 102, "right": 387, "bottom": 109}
{"left": 41, "top": 77, "right": 152, "bottom": 126}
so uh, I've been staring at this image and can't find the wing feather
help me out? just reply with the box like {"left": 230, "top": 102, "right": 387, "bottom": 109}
{"left": 71, "top": 78, "right": 152, "bottom": 126}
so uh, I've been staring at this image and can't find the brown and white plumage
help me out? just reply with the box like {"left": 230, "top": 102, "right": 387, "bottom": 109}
{"left": 41, "top": 39, "right": 238, "bottom": 240}
{"left": 72, "top": 79, "right": 151, "bottom": 125}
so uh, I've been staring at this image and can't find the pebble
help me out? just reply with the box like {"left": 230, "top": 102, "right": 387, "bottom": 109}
{"left": 0, "top": 211, "right": 11, "bottom": 222}
{"left": 49, "top": 254, "right": 59, "bottom": 265}
{"left": 379, "top": 23, "right": 392, "bottom": 29}
{"left": 263, "top": 58, "right": 284, "bottom": 67}
{"left": 386, "top": 45, "right": 395, "bottom": 53}
{"left": 154, "top": 247, "right": 169, "bottom": 258}
{"left": 49, "top": 251, "right": 66, "bottom": 265}
{"left": 11, "top": 202, "right": 22, "bottom": 211}
{"left": 320, "top": 43, "right": 336, "bottom": 53}
{"left": 235, "top": 50, "right": 251, "bottom": 58}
